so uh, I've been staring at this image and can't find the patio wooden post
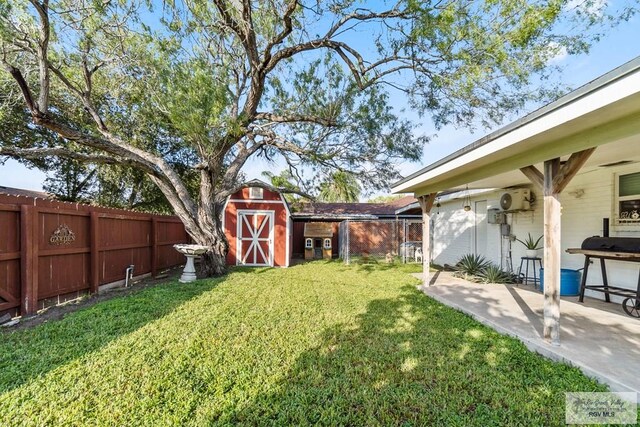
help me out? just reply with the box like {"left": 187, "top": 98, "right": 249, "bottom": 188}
{"left": 530, "top": 147, "right": 596, "bottom": 345}
{"left": 418, "top": 193, "right": 437, "bottom": 287}
{"left": 543, "top": 158, "right": 561, "bottom": 345}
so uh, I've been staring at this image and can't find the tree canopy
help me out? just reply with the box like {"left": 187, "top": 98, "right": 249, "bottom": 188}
{"left": 1, "top": 0, "right": 636, "bottom": 275}
{"left": 318, "top": 171, "right": 361, "bottom": 203}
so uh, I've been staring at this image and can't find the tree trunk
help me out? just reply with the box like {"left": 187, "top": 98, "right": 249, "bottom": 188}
{"left": 188, "top": 196, "right": 229, "bottom": 278}
{"left": 198, "top": 233, "right": 228, "bottom": 277}
{"left": 187, "top": 221, "right": 229, "bottom": 278}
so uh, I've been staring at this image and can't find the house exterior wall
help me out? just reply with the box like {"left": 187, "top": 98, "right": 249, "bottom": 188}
{"left": 432, "top": 163, "right": 640, "bottom": 302}
{"left": 223, "top": 187, "right": 290, "bottom": 267}
{"left": 432, "top": 204, "right": 476, "bottom": 266}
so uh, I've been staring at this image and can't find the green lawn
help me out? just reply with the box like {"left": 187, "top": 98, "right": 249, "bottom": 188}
{"left": 1, "top": 261, "right": 607, "bottom": 426}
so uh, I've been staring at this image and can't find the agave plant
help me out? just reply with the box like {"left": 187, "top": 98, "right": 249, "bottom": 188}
{"left": 516, "top": 233, "right": 543, "bottom": 250}
{"left": 480, "top": 264, "right": 514, "bottom": 284}
{"left": 455, "top": 254, "right": 490, "bottom": 276}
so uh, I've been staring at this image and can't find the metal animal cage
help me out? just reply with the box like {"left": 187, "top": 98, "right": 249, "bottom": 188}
{"left": 339, "top": 219, "right": 423, "bottom": 264}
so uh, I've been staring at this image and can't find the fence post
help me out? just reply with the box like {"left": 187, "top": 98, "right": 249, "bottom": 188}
{"left": 20, "top": 205, "right": 38, "bottom": 315}
{"left": 90, "top": 210, "right": 100, "bottom": 293}
{"left": 151, "top": 216, "right": 158, "bottom": 278}
{"left": 345, "top": 220, "right": 350, "bottom": 265}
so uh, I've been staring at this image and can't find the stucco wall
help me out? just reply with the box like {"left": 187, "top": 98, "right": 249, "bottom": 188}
{"left": 432, "top": 162, "right": 640, "bottom": 301}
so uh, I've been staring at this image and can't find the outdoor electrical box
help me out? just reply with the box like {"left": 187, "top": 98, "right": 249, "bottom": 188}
{"left": 500, "top": 223, "right": 511, "bottom": 236}
{"left": 488, "top": 208, "right": 506, "bottom": 224}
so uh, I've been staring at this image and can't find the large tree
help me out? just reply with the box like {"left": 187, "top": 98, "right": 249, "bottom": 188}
{"left": 42, "top": 159, "right": 176, "bottom": 212}
{"left": 0, "top": 0, "right": 635, "bottom": 276}
{"left": 318, "top": 171, "right": 361, "bottom": 202}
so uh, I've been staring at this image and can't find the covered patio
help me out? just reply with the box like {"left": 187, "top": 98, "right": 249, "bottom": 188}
{"left": 393, "top": 58, "right": 640, "bottom": 348}
{"left": 420, "top": 271, "right": 640, "bottom": 394}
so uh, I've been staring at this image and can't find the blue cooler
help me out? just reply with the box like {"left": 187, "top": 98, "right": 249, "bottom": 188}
{"left": 539, "top": 268, "right": 581, "bottom": 296}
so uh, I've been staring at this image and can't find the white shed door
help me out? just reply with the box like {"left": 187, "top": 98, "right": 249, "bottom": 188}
{"left": 237, "top": 210, "right": 274, "bottom": 266}
{"left": 474, "top": 200, "right": 488, "bottom": 256}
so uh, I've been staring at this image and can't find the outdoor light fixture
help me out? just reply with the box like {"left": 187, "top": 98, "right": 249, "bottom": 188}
{"left": 462, "top": 186, "right": 472, "bottom": 212}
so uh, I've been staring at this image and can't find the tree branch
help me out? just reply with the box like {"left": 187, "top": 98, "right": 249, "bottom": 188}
{"left": 262, "top": 0, "right": 299, "bottom": 67}
{"left": 254, "top": 112, "right": 337, "bottom": 127}
{"left": 1, "top": 63, "right": 37, "bottom": 112}
{"left": 28, "top": 0, "right": 51, "bottom": 111}
{"left": 264, "top": 6, "right": 411, "bottom": 87}
{"left": 222, "top": 139, "right": 265, "bottom": 188}
{"left": 0, "top": 146, "right": 124, "bottom": 165}
{"left": 48, "top": 59, "right": 199, "bottom": 219}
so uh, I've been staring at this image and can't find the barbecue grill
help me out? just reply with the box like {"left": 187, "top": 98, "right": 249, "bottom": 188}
{"left": 566, "top": 236, "right": 640, "bottom": 318}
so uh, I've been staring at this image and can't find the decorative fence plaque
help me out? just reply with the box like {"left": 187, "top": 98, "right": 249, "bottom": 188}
{"left": 49, "top": 224, "right": 76, "bottom": 245}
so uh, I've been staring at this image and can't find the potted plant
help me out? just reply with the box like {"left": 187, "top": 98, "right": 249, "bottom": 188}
{"left": 516, "top": 233, "right": 543, "bottom": 258}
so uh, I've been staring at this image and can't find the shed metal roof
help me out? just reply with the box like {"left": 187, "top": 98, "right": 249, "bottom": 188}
{"left": 293, "top": 196, "right": 417, "bottom": 218}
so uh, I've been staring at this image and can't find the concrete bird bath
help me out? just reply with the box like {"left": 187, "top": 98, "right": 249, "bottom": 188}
{"left": 173, "top": 244, "right": 208, "bottom": 283}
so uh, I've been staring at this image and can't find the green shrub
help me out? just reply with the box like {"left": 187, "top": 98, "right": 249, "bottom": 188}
{"left": 480, "top": 264, "right": 514, "bottom": 284}
{"left": 455, "top": 254, "right": 490, "bottom": 276}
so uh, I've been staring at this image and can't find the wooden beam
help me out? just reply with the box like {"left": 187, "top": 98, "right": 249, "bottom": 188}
{"left": 418, "top": 192, "right": 437, "bottom": 214}
{"left": 543, "top": 158, "right": 561, "bottom": 345}
{"left": 418, "top": 192, "right": 437, "bottom": 287}
{"left": 552, "top": 147, "right": 596, "bottom": 194}
{"left": 520, "top": 165, "right": 544, "bottom": 190}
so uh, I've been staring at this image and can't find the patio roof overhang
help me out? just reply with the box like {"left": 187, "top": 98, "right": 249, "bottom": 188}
{"left": 395, "top": 56, "right": 640, "bottom": 346}
{"left": 391, "top": 57, "right": 640, "bottom": 196}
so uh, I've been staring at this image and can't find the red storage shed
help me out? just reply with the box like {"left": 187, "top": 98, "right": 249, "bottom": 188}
{"left": 223, "top": 180, "right": 291, "bottom": 267}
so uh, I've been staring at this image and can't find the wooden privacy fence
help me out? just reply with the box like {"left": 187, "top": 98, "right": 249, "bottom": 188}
{"left": 0, "top": 193, "right": 189, "bottom": 318}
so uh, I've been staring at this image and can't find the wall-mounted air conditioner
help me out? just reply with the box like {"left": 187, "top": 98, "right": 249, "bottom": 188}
{"left": 499, "top": 189, "right": 531, "bottom": 211}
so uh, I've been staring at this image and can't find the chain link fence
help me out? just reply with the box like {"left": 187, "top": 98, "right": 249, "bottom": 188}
{"left": 339, "top": 219, "right": 423, "bottom": 264}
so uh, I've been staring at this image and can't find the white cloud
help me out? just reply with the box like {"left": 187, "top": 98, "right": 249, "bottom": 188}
{"left": 546, "top": 42, "right": 569, "bottom": 64}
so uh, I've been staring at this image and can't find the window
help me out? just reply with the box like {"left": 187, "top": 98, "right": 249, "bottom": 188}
{"left": 616, "top": 171, "right": 640, "bottom": 224}
{"left": 323, "top": 238, "right": 332, "bottom": 249}
{"left": 305, "top": 238, "right": 313, "bottom": 249}
{"left": 249, "top": 187, "right": 263, "bottom": 199}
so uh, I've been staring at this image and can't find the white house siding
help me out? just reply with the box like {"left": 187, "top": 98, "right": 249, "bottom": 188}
{"left": 431, "top": 163, "right": 640, "bottom": 302}
{"left": 432, "top": 204, "right": 474, "bottom": 266}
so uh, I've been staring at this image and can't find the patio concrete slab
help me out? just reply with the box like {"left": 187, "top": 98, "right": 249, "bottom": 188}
{"left": 414, "top": 272, "right": 640, "bottom": 395}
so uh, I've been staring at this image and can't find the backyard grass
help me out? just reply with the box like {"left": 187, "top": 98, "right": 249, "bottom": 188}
{"left": 0, "top": 261, "right": 609, "bottom": 426}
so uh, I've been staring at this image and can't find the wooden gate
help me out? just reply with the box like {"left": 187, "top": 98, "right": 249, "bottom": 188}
{"left": 237, "top": 210, "right": 274, "bottom": 266}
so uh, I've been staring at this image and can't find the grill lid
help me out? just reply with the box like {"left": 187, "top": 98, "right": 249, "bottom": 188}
{"left": 581, "top": 237, "right": 640, "bottom": 253}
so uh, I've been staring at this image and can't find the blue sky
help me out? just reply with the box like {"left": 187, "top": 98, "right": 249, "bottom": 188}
{"left": 1, "top": 7, "right": 640, "bottom": 198}
{"left": 238, "top": 17, "right": 640, "bottom": 198}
